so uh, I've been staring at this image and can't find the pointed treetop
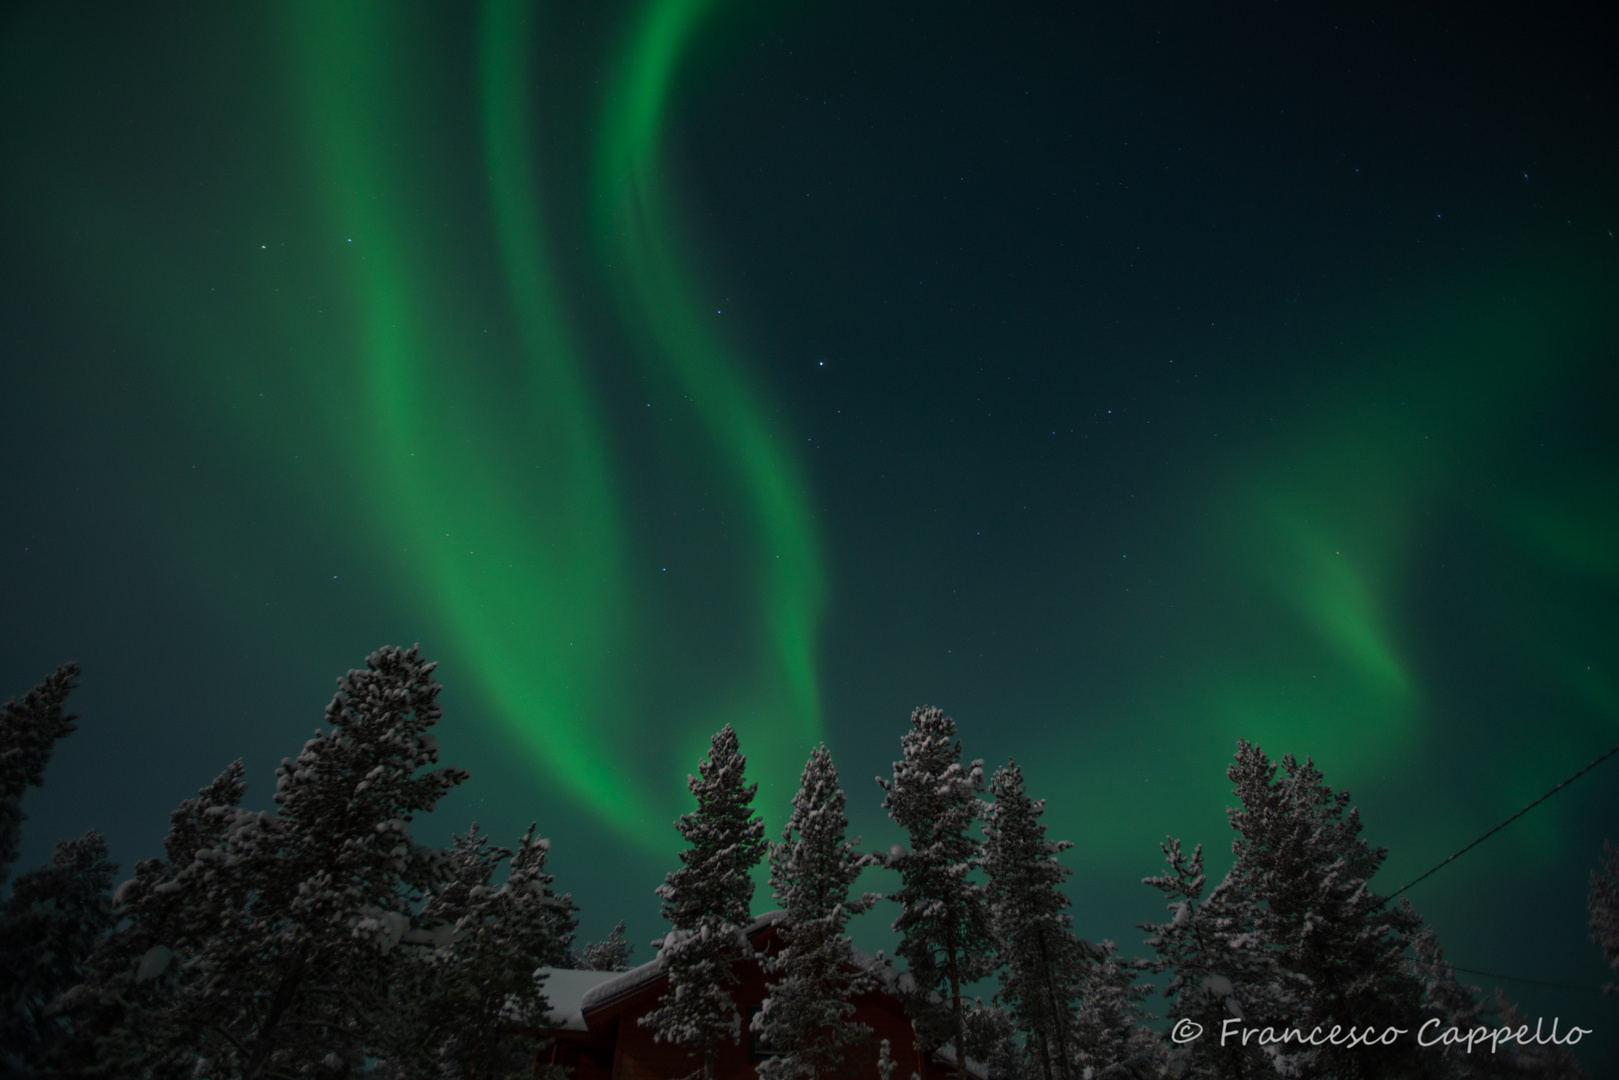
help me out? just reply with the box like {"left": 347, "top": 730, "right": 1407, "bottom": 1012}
{"left": 0, "top": 663, "right": 81, "bottom": 883}
{"left": 1225, "top": 739, "right": 1387, "bottom": 906}
{"left": 756, "top": 742, "right": 878, "bottom": 1080}
{"left": 275, "top": 645, "right": 468, "bottom": 830}
{"left": 161, "top": 759, "right": 246, "bottom": 864}
{"left": 658, "top": 723, "right": 766, "bottom": 931}
{"left": 879, "top": 706, "right": 984, "bottom": 831}
{"left": 878, "top": 705, "right": 993, "bottom": 1066}
{"left": 695, "top": 724, "right": 754, "bottom": 800}
{"left": 770, "top": 741, "right": 878, "bottom": 930}
{"left": 644, "top": 726, "right": 768, "bottom": 1078}
{"left": 983, "top": 760, "right": 1093, "bottom": 1080}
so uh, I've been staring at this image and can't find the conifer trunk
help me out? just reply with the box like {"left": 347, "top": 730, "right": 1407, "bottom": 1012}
{"left": 1036, "top": 930, "right": 1067, "bottom": 1080}
{"left": 947, "top": 922, "right": 967, "bottom": 1080}
{"left": 243, "top": 957, "right": 306, "bottom": 1080}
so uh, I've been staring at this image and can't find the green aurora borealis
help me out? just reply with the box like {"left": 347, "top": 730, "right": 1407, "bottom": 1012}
{"left": 591, "top": 0, "right": 827, "bottom": 806}
{"left": 2, "top": 0, "right": 1617, "bottom": 1066}
{"left": 212, "top": 0, "right": 831, "bottom": 838}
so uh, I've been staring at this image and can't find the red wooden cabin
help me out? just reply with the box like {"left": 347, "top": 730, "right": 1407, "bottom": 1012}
{"left": 533, "top": 912, "right": 983, "bottom": 1080}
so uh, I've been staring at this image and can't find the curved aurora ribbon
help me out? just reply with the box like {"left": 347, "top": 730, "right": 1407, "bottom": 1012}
{"left": 288, "top": 0, "right": 651, "bottom": 837}
{"left": 593, "top": 0, "right": 828, "bottom": 799}
{"left": 283, "top": 0, "right": 825, "bottom": 841}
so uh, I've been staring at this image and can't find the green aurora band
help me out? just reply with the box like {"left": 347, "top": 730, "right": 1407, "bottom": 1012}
{"left": 592, "top": 0, "right": 827, "bottom": 798}
{"left": 280, "top": 0, "right": 825, "bottom": 844}
{"left": 287, "top": 0, "right": 644, "bottom": 836}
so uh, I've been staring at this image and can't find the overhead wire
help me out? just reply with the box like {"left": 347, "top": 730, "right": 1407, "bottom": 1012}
{"left": 1387, "top": 739, "right": 1619, "bottom": 901}
{"left": 1382, "top": 738, "right": 1619, "bottom": 997}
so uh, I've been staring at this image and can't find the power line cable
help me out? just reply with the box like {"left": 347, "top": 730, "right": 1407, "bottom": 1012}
{"left": 1449, "top": 965, "right": 1611, "bottom": 995}
{"left": 1387, "top": 739, "right": 1619, "bottom": 902}
{"left": 1373, "top": 738, "right": 1619, "bottom": 997}
{"left": 1405, "top": 956, "right": 1612, "bottom": 994}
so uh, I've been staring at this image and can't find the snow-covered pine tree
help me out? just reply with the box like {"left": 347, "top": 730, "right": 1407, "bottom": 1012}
{"left": 61, "top": 759, "right": 251, "bottom": 1076}
{"left": 0, "top": 663, "right": 80, "bottom": 884}
{"left": 1590, "top": 840, "right": 1619, "bottom": 995}
{"left": 378, "top": 822, "right": 576, "bottom": 1078}
{"left": 0, "top": 830, "right": 116, "bottom": 1075}
{"left": 755, "top": 743, "right": 879, "bottom": 1080}
{"left": 878, "top": 706, "right": 995, "bottom": 1077}
{"left": 73, "top": 646, "right": 469, "bottom": 1079}
{"left": 981, "top": 761, "right": 1092, "bottom": 1080}
{"left": 1402, "top": 915, "right": 1518, "bottom": 1080}
{"left": 0, "top": 662, "right": 105, "bottom": 1078}
{"left": 642, "top": 724, "right": 767, "bottom": 1080}
{"left": 1225, "top": 740, "right": 1426, "bottom": 1080}
{"left": 1139, "top": 836, "right": 1301, "bottom": 1080}
{"left": 581, "top": 920, "right": 634, "bottom": 972}
{"left": 1068, "top": 941, "right": 1163, "bottom": 1080}
{"left": 1493, "top": 990, "right": 1587, "bottom": 1080}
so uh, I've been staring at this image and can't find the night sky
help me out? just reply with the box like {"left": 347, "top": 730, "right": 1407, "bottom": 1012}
{"left": 3, "top": 0, "right": 1617, "bottom": 1068}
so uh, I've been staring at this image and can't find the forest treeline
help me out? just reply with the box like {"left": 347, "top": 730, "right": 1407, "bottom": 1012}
{"left": 0, "top": 648, "right": 1612, "bottom": 1079}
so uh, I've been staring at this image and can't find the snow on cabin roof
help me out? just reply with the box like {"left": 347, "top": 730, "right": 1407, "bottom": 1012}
{"left": 539, "top": 967, "right": 625, "bottom": 1031}
{"left": 575, "top": 910, "right": 791, "bottom": 1014}
{"left": 932, "top": 1044, "right": 989, "bottom": 1080}
{"left": 574, "top": 957, "right": 661, "bottom": 1014}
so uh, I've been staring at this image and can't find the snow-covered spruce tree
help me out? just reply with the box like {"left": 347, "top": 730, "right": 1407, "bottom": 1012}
{"left": 377, "top": 822, "right": 576, "bottom": 1078}
{"left": 77, "top": 646, "right": 469, "bottom": 1079}
{"left": 1140, "top": 837, "right": 1301, "bottom": 1080}
{"left": 981, "top": 761, "right": 1093, "bottom": 1080}
{"left": 879, "top": 706, "right": 995, "bottom": 1076}
{"left": 1590, "top": 840, "right": 1619, "bottom": 995}
{"left": 1068, "top": 941, "right": 1162, "bottom": 1080}
{"left": 642, "top": 724, "right": 767, "bottom": 1080}
{"left": 0, "top": 830, "right": 117, "bottom": 1075}
{"left": 1225, "top": 740, "right": 1426, "bottom": 1080}
{"left": 581, "top": 920, "right": 634, "bottom": 972}
{"left": 0, "top": 663, "right": 80, "bottom": 884}
{"left": 755, "top": 743, "right": 879, "bottom": 1080}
